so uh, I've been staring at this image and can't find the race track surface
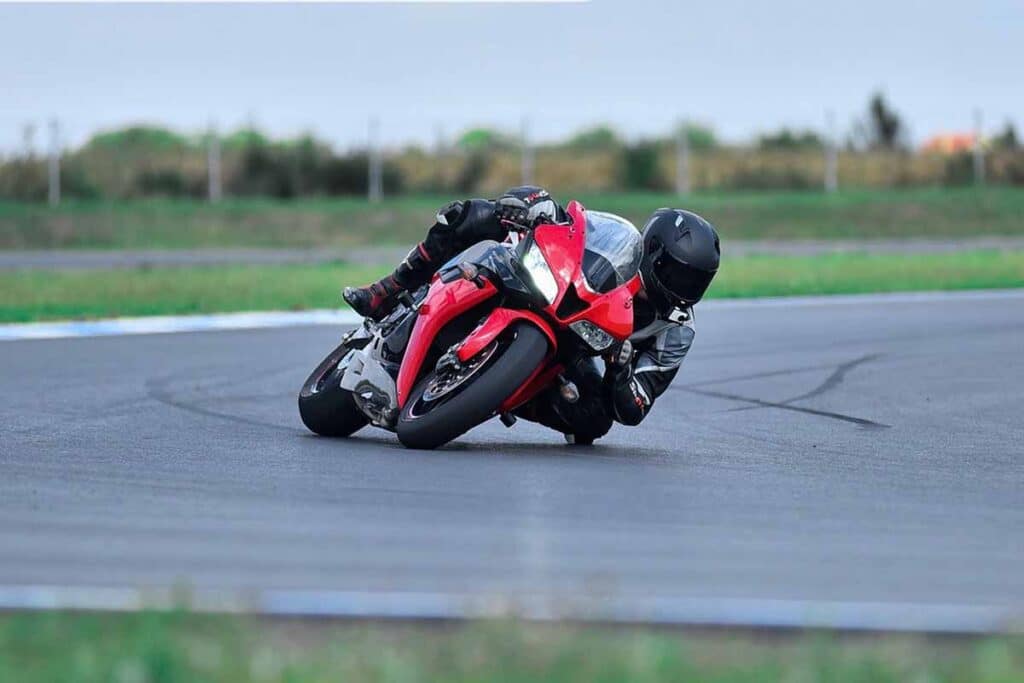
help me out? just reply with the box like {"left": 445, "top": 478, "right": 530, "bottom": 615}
{"left": 2, "top": 292, "right": 1022, "bottom": 630}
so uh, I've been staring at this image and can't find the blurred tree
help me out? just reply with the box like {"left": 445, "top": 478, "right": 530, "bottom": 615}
{"left": 564, "top": 125, "right": 621, "bottom": 150}
{"left": 621, "top": 142, "right": 666, "bottom": 190}
{"left": 993, "top": 122, "right": 1019, "bottom": 150}
{"left": 853, "top": 92, "right": 907, "bottom": 151}
{"left": 675, "top": 123, "right": 718, "bottom": 151}
{"left": 757, "top": 128, "right": 824, "bottom": 150}
{"left": 456, "top": 128, "right": 514, "bottom": 151}
{"left": 84, "top": 126, "right": 190, "bottom": 152}
{"left": 222, "top": 128, "right": 271, "bottom": 150}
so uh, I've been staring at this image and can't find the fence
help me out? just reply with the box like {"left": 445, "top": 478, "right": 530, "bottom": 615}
{"left": 2, "top": 121, "right": 1022, "bottom": 203}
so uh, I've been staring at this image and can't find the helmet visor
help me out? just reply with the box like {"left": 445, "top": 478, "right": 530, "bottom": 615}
{"left": 653, "top": 252, "right": 716, "bottom": 304}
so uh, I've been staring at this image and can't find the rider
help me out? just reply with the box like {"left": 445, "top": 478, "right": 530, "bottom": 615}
{"left": 343, "top": 186, "right": 720, "bottom": 443}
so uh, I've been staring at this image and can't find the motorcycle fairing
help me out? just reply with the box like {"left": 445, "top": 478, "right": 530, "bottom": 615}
{"left": 455, "top": 308, "right": 556, "bottom": 363}
{"left": 531, "top": 201, "right": 637, "bottom": 342}
{"left": 395, "top": 276, "right": 498, "bottom": 408}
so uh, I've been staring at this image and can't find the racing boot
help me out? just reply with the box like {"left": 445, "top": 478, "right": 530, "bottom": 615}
{"left": 343, "top": 243, "right": 435, "bottom": 321}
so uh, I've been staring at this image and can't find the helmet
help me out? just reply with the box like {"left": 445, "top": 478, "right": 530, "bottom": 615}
{"left": 640, "top": 208, "right": 720, "bottom": 311}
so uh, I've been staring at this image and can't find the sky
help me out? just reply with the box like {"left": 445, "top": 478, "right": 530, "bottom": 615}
{"left": 1, "top": 0, "right": 1022, "bottom": 153}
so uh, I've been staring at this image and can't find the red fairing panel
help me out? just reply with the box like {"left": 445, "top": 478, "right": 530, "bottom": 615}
{"left": 396, "top": 277, "right": 498, "bottom": 407}
{"left": 531, "top": 200, "right": 637, "bottom": 342}
{"left": 455, "top": 308, "right": 556, "bottom": 363}
{"left": 499, "top": 362, "right": 563, "bottom": 412}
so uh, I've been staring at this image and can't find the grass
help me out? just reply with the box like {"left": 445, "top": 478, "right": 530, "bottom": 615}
{"left": 2, "top": 187, "right": 1024, "bottom": 250}
{"left": 1, "top": 250, "right": 1022, "bottom": 324}
{"left": 0, "top": 610, "right": 1021, "bottom": 683}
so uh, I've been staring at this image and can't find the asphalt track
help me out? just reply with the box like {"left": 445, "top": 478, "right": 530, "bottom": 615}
{"left": 2, "top": 291, "right": 1023, "bottom": 631}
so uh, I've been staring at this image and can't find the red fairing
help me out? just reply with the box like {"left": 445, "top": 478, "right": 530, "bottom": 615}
{"left": 455, "top": 308, "right": 556, "bottom": 363}
{"left": 530, "top": 200, "right": 636, "bottom": 342}
{"left": 396, "top": 276, "right": 498, "bottom": 407}
{"left": 499, "top": 362, "right": 563, "bottom": 412}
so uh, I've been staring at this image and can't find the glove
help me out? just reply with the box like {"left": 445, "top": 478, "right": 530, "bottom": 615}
{"left": 604, "top": 339, "right": 634, "bottom": 372}
{"left": 494, "top": 186, "right": 558, "bottom": 230}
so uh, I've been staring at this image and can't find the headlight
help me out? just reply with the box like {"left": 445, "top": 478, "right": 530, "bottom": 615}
{"left": 570, "top": 320, "right": 616, "bottom": 352}
{"left": 521, "top": 241, "right": 558, "bottom": 304}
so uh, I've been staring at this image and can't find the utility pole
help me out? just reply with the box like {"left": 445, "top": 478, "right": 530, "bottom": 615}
{"left": 973, "top": 108, "right": 985, "bottom": 186}
{"left": 47, "top": 119, "right": 60, "bottom": 206}
{"left": 368, "top": 116, "right": 382, "bottom": 203}
{"left": 520, "top": 116, "right": 534, "bottom": 186}
{"left": 207, "top": 123, "right": 222, "bottom": 203}
{"left": 675, "top": 120, "right": 691, "bottom": 196}
{"left": 824, "top": 109, "right": 839, "bottom": 193}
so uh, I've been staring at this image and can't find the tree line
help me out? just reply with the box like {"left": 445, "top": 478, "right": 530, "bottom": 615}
{"left": 1, "top": 93, "right": 1021, "bottom": 201}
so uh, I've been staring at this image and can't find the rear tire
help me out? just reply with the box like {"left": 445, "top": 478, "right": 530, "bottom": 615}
{"left": 298, "top": 340, "right": 369, "bottom": 437}
{"left": 397, "top": 323, "right": 549, "bottom": 450}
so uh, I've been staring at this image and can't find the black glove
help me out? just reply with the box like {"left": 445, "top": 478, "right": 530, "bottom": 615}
{"left": 604, "top": 339, "right": 634, "bottom": 370}
{"left": 494, "top": 186, "right": 558, "bottom": 230}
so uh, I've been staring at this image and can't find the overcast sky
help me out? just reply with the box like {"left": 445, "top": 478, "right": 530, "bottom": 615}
{"left": 1, "top": 0, "right": 1022, "bottom": 153}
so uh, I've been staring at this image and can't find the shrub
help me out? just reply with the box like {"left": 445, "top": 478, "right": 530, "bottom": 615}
{"left": 621, "top": 142, "right": 667, "bottom": 191}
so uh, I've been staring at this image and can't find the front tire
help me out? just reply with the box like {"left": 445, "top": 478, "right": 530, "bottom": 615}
{"left": 298, "top": 340, "right": 369, "bottom": 437}
{"left": 396, "top": 323, "right": 549, "bottom": 450}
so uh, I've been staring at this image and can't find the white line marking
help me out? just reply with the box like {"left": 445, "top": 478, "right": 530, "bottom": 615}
{"left": 1, "top": 289, "right": 1022, "bottom": 342}
{"left": 0, "top": 585, "right": 1019, "bottom": 633}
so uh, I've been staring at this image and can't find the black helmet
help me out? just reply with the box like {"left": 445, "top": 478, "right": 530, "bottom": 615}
{"left": 640, "top": 208, "right": 720, "bottom": 311}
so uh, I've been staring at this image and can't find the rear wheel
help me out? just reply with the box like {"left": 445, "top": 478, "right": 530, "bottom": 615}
{"left": 298, "top": 339, "right": 369, "bottom": 437}
{"left": 396, "top": 323, "right": 549, "bottom": 450}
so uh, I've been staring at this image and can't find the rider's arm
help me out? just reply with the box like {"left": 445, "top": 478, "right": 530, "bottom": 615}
{"left": 604, "top": 316, "right": 695, "bottom": 426}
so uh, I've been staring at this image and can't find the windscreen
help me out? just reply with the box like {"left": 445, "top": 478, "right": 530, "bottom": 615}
{"left": 582, "top": 211, "right": 643, "bottom": 293}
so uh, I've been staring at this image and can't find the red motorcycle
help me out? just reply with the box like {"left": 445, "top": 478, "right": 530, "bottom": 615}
{"left": 299, "top": 200, "right": 643, "bottom": 449}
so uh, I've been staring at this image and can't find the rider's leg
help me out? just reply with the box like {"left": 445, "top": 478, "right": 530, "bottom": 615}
{"left": 342, "top": 243, "right": 435, "bottom": 321}
{"left": 343, "top": 200, "right": 498, "bottom": 321}
{"left": 515, "top": 356, "right": 614, "bottom": 443}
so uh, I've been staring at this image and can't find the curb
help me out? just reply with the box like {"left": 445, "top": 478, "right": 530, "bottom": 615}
{"left": 2, "top": 289, "right": 1022, "bottom": 342}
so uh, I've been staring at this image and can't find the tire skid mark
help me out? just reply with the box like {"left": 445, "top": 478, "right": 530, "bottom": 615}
{"left": 681, "top": 385, "right": 889, "bottom": 428}
{"left": 145, "top": 375, "right": 298, "bottom": 434}
{"left": 678, "top": 354, "right": 889, "bottom": 429}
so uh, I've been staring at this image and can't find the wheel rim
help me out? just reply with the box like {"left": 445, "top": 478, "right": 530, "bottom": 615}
{"left": 406, "top": 341, "right": 500, "bottom": 420}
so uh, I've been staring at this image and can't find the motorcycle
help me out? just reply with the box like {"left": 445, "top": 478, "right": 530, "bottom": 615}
{"left": 298, "top": 200, "right": 643, "bottom": 449}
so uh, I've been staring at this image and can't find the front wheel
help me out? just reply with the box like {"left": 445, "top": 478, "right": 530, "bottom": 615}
{"left": 298, "top": 339, "right": 369, "bottom": 437}
{"left": 396, "top": 323, "right": 549, "bottom": 450}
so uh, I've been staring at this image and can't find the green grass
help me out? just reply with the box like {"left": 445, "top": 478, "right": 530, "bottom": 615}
{"left": 1, "top": 250, "right": 1022, "bottom": 323}
{"left": 1, "top": 611, "right": 1021, "bottom": 683}
{"left": 2, "top": 187, "right": 1024, "bottom": 250}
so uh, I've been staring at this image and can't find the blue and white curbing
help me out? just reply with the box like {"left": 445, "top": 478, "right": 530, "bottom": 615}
{"left": 0, "top": 584, "right": 1019, "bottom": 633}
{"left": 0, "top": 309, "right": 363, "bottom": 341}
{"left": 2, "top": 289, "right": 1023, "bottom": 342}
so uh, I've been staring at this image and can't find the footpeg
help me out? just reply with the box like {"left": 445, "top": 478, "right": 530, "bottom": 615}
{"left": 499, "top": 412, "right": 517, "bottom": 428}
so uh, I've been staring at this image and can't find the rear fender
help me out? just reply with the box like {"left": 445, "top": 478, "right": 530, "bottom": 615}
{"left": 455, "top": 308, "right": 556, "bottom": 362}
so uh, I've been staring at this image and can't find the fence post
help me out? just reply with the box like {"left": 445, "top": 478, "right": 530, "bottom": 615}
{"left": 207, "top": 123, "right": 222, "bottom": 202}
{"left": 520, "top": 116, "right": 534, "bottom": 186}
{"left": 973, "top": 108, "right": 985, "bottom": 186}
{"left": 824, "top": 110, "right": 839, "bottom": 193}
{"left": 675, "top": 120, "right": 691, "bottom": 196}
{"left": 47, "top": 119, "right": 60, "bottom": 206}
{"left": 368, "top": 116, "right": 383, "bottom": 202}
